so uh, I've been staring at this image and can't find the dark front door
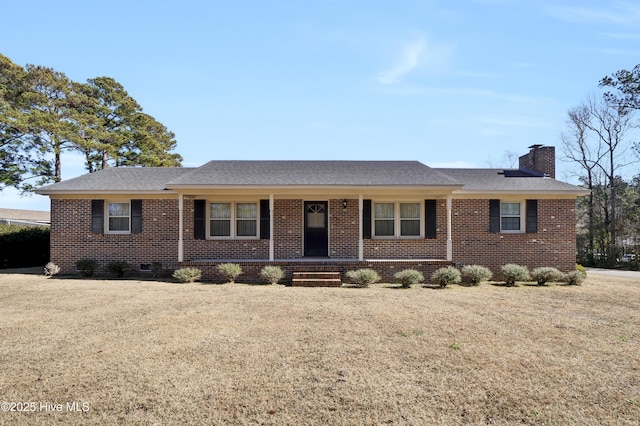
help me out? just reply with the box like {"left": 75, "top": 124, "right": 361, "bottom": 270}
{"left": 304, "top": 201, "right": 328, "bottom": 257}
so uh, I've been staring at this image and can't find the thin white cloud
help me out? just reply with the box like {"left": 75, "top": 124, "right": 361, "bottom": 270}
{"left": 376, "top": 35, "right": 453, "bottom": 85}
{"left": 602, "top": 32, "right": 640, "bottom": 41}
{"left": 374, "top": 85, "right": 551, "bottom": 105}
{"left": 473, "top": 116, "right": 549, "bottom": 128}
{"left": 377, "top": 36, "right": 426, "bottom": 85}
{"left": 546, "top": 2, "right": 640, "bottom": 24}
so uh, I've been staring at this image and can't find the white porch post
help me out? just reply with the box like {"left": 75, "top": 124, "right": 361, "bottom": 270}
{"left": 269, "top": 194, "right": 274, "bottom": 261}
{"left": 358, "top": 194, "right": 363, "bottom": 261}
{"left": 178, "top": 193, "right": 184, "bottom": 262}
{"left": 446, "top": 196, "right": 452, "bottom": 262}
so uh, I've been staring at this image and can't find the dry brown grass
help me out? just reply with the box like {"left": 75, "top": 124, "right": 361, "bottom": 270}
{"left": 0, "top": 272, "right": 638, "bottom": 425}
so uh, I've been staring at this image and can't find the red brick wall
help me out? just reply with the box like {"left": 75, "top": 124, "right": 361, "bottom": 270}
{"left": 328, "top": 198, "right": 359, "bottom": 258}
{"left": 49, "top": 196, "right": 578, "bottom": 278}
{"left": 273, "top": 199, "right": 304, "bottom": 258}
{"left": 363, "top": 199, "right": 447, "bottom": 259}
{"left": 50, "top": 198, "right": 180, "bottom": 274}
{"left": 452, "top": 198, "right": 577, "bottom": 274}
{"left": 182, "top": 198, "right": 269, "bottom": 260}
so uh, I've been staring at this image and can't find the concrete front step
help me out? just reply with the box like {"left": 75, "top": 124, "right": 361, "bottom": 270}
{"left": 292, "top": 271, "right": 342, "bottom": 287}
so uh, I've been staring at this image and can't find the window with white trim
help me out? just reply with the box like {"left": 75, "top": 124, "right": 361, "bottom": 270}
{"left": 373, "top": 202, "right": 422, "bottom": 237}
{"left": 209, "top": 202, "right": 258, "bottom": 238}
{"left": 501, "top": 202, "right": 523, "bottom": 232}
{"left": 107, "top": 202, "right": 130, "bottom": 233}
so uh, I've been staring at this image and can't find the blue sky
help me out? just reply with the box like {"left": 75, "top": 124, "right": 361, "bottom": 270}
{"left": 2, "top": 0, "right": 639, "bottom": 211}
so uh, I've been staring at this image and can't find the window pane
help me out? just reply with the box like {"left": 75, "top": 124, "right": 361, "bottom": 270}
{"left": 237, "top": 220, "right": 257, "bottom": 236}
{"left": 375, "top": 219, "right": 394, "bottom": 236}
{"left": 210, "top": 203, "right": 231, "bottom": 219}
{"left": 501, "top": 203, "right": 520, "bottom": 215}
{"left": 374, "top": 203, "right": 394, "bottom": 219}
{"left": 236, "top": 203, "right": 256, "bottom": 219}
{"left": 401, "top": 220, "right": 420, "bottom": 236}
{"left": 109, "top": 217, "right": 129, "bottom": 231}
{"left": 501, "top": 217, "right": 521, "bottom": 231}
{"left": 109, "top": 202, "right": 129, "bottom": 216}
{"left": 211, "top": 220, "right": 231, "bottom": 236}
{"left": 400, "top": 203, "right": 420, "bottom": 219}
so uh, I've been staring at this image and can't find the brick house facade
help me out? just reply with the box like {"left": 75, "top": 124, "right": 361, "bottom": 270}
{"left": 37, "top": 146, "right": 588, "bottom": 283}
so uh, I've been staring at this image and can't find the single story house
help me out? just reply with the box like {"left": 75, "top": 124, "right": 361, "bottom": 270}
{"left": 0, "top": 208, "right": 50, "bottom": 227}
{"left": 36, "top": 145, "right": 589, "bottom": 283}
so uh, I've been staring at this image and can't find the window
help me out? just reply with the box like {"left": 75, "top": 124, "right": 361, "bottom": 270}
{"left": 374, "top": 203, "right": 395, "bottom": 236}
{"left": 236, "top": 203, "right": 257, "bottom": 236}
{"left": 400, "top": 203, "right": 421, "bottom": 236}
{"left": 373, "top": 202, "right": 421, "bottom": 237}
{"left": 501, "top": 202, "right": 522, "bottom": 232}
{"left": 107, "top": 202, "right": 130, "bottom": 233}
{"left": 210, "top": 203, "right": 231, "bottom": 237}
{"left": 209, "top": 202, "right": 258, "bottom": 238}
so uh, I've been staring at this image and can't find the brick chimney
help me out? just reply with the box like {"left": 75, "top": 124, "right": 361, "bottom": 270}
{"left": 518, "top": 145, "right": 555, "bottom": 178}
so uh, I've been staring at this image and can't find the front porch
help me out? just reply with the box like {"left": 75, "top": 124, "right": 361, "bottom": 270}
{"left": 178, "top": 258, "right": 452, "bottom": 284}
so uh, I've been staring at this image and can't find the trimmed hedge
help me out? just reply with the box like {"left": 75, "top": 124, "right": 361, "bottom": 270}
{"left": 0, "top": 224, "right": 49, "bottom": 268}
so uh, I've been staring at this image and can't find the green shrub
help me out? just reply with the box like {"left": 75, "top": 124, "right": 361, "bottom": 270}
{"left": 75, "top": 258, "right": 97, "bottom": 277}
{"left": 217, "top": 263, "right": 243, "bottom": 283}
{"left": 260, "top": 265, "right": 284, "bottom": 284}
{"left": 394, "top": 269, "right": 424, "bottom": 288}
{"left": 431, "top": 266, "right": 461, "bottom": 288}
{"left": 346, "top": 268, "right": 380, "bottom": 288}
{"left": 530, "top": 267, "right": 564, "bottom": 286}
{"left": 501, "top": 263, "right": 530, "bottom": 286}
{"left": 107, "top": 260, "right": 130, "bottom": 278}
{"left": 576, "top": 263, "right": 587, "bottom": 276}
{"left": 0, "top": 224, "right": 49, "bottom": 268}
{"left": 172, "top": 267, "right": 202, "bottom": 283}
{"left": 43, "top": 262, "right": 60, "bottom": 277}
{"left": 460, "top": 265, "right": 493, "bottom": 285}
{"left": 564, "top": 270, "right": 586, "bottom": 285}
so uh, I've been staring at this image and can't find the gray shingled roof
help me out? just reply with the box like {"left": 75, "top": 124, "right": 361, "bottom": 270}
{"left": 34, "top": 162, "right": 588, "bottom": 194}
{"left": 36, "top": 167, "right": 195, "bottom": 193}
{"left": 0, "top": 208, "right": 50, "bottom": 224}
{"left": 167, "top": 160, "right": 462, "bottom": 187}
{"left": 436, "top": 168, "right": 589, "bottom": 193}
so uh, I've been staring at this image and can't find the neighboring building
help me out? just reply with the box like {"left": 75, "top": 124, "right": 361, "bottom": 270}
{"left": 36, "top": 145, "right": 589, "bottom": 283}
{"left": 0, "top": 208, "right": 50, "bottom": 227}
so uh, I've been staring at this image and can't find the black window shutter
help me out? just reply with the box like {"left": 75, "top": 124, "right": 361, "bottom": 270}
{"left": 91, "top": 200, "right": 104, "bottom": 234}
{"left": 260, "top": 199, "right": 270, "bottom": 239}
{"left": 131, "top": 199, "right": 142, "bottom": 234}
{"left": 194, "top": 200, "right": 206, "bottom": 240}
{"left": 362, "top": 199, "right": 372, "bottom": 239}
{"left": 489, "top": 199, "right": 500, "bottom": 233}
{"left": 425, "top": 200, "right": 437, "bottom": 239}
{"left": 526, "top": 199, "right": 538, "bottom": 233}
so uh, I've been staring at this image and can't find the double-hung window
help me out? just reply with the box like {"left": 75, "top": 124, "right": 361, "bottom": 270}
{"left": 500, "top": 202, "right": 522, "bottom": 232}
{"left": 373, "top": 202, "right": 421, "bottom": 238}
{"left": 209, "top": 202, "right": 258, "bottom": 238}
{"left": 374, "top": 203, "right": 395, "bottom": 236}
{"left": 107, "top": 202, "right": 130, "bottom": 233}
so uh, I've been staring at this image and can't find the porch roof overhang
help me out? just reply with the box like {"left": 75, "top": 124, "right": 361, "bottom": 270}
{"left": 167, "top": 184, "right": 463, "bottom": 198}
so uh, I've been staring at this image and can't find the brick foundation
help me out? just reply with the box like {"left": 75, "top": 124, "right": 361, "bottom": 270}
{"left": 179, "top": 259, "right": 452, "bottom": 284}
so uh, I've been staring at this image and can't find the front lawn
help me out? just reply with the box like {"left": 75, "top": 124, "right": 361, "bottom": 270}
{"left": 0, "top": 273, "right": 638, "bottom": 424}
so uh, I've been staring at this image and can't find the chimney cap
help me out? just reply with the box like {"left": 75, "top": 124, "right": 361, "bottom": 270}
{"left": 528, "top": 144, "right": 544, "bottom": 149}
